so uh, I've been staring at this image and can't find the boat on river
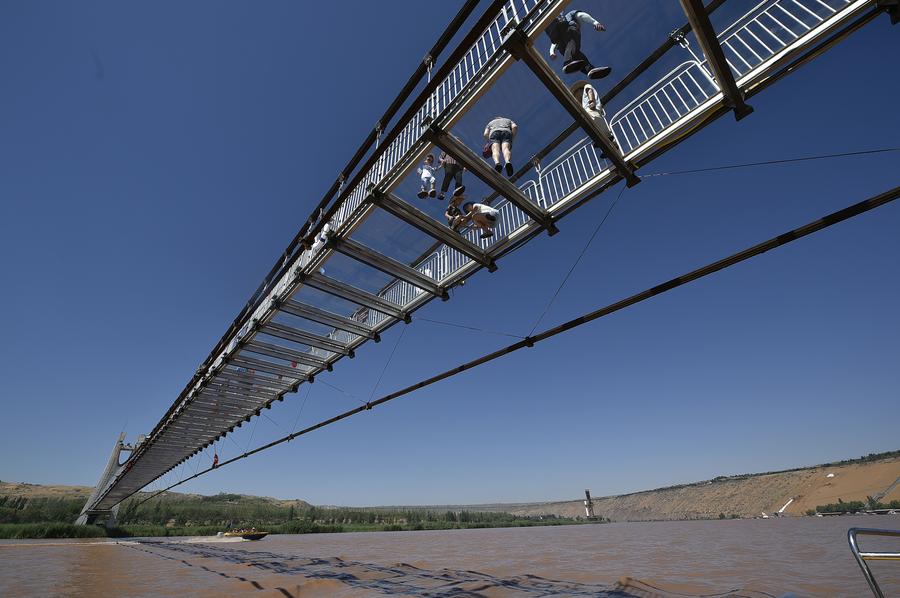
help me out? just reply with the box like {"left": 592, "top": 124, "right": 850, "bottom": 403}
{"left": 220, "top": 529, "right": 268, "bottom": 541}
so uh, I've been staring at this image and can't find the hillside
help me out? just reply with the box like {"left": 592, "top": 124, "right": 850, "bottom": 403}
{"left": 4, "top": 451, "right": 898, "bottom": 523}
{"left": 478, "top": 454, "right": 900, "bottom": 521}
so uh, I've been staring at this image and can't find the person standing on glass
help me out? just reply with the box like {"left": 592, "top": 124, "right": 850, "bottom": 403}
{"left": 483, "top": 116, "right": 518, "bottom": 177}
{"left": 546, "top": 10, "right": 611, "bottom": 80}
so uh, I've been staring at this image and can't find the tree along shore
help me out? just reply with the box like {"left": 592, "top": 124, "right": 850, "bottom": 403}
{"left": 0, "top": 491, "right": 600, "bottom": 539}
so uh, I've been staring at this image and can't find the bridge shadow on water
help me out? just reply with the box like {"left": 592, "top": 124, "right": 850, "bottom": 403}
{"left": 127, "top": 540, "right": 775, "bottom": 598}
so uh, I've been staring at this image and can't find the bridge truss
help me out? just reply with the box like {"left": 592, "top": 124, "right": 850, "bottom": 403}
{"left": 78, "top": 0, "right": 894, "bottom": 522}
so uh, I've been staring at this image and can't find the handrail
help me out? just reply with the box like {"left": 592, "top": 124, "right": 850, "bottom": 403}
{"left": 848, "top": 527, "right": 900, "bottom": 598}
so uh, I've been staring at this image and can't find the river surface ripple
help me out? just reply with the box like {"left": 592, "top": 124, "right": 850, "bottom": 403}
{"left": 1, "top": 515, "right": 898, "bottom": 597}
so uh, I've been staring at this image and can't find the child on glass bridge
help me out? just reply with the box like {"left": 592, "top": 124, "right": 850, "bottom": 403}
{"left": 462, "top": 201, "right": 500, "bottom": 239}
{"left": 417, "top": 154, "right": 438, "bottom": 199}
{"left": 546, "top": 10, "right": 611, "bottom": 80}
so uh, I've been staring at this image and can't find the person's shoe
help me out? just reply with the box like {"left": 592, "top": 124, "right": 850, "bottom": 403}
{"left": 588, "top": 66, "right": 612, "bottom": 80}
{"left": 417, "top": 189, "right": 427, "bottom": 199}
{"left": 480, "top": 231, "right": 495, "bottom": 239}
{"left": 494, "top": 163, "right": 503, "bottom": 173}
{"left": 562, "top": 59, "right": 586, "bottom": 74}
{"left": 453, "top": 185, "right": 465, "bottom": 196}
{"left": 505, "top": 162, "right": 514, "bottom": 177}
{"left": 429, "top": 188, "right": 436, "bottom": 198}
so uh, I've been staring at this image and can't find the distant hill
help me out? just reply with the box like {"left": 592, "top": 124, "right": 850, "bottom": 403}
{"left": 4, "top": 450, "right": 897, "bottom": 522}
{"left": 416, "top": 451, "right": 900, "bottom": 521}
{"left": 0, "top": 481, "right": 311, "bottom": 511}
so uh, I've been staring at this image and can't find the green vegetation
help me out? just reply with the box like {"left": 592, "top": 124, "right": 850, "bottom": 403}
{"left": 0, "top": 491, "right": 594, "bottom": 539}
{"left": 811, "top": 497, "right": 900, "bottom": 515}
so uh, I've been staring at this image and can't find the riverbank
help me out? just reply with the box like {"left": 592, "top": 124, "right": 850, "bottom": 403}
{"left": 0, "top": 516, "right": 593, "bottom": 540}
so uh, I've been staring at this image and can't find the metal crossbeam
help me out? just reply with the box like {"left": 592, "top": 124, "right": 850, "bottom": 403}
{"left": 260, "top": 321, "right": 354, "bottom": 356}
{"left": 424, "top": 125, "right": 558, "bottom": 234}
{"left": 304, "top": 272, "right": 409, "bottom": 321}
{"left": 215, "top": 370, "right": 296, "bottom": 392}
{"left": 231, "top": 355, "right": 316, "bottom": 380}
{"left": 679, "top": 0, "right": 753, "bottom": 120}
{"left": 199, "top": 386, "right": 273, "bottom": 403}
{"left": 502, "top": 28, "right": 641, "bottom": 187}
{"left": 369, "top": 190, "right": 497, "bottom": 271}
{"left": 244, "top": 339, "right": 334, "bottom": 370}
{"left": 278, "top": 300, "right": 380, "bottom": 341}
{"left": 329, "top": 237, "right": 448, "bottom": 299}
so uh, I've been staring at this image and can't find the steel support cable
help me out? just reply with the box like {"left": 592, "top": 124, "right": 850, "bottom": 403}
{"left": 416, "top": 317, "right": 526, "bottom": 339}
{"left": 368, "top": 327, "right": 407, "bottom": 402}
{"left": 644, "top": 148, "right": 900, "bottom": 178}
{"left": 528, "top": 185, "right": 627, "bottom": 336}
{"left": 133, "top": 184, "right": 900, "bottom": 508}
{"left": 129, "top": 0, "right": 489, "bottom": 464}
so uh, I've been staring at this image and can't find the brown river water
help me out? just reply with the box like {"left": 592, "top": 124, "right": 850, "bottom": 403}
{"left": 1, "top": 515, "right": 897, "bottom": 597}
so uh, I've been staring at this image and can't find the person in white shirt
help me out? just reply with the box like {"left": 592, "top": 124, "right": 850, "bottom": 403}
{"left": 462, "top": 201, "right": 500, "bottom": 239}
{"left": 546, "top": 10, "right": 611, "bottom": 80}
{"left": 571, "top": 80, "right": 618, "bottom": 157}
{"left": 417, "top": 154, "right": 437, "bottom": 198}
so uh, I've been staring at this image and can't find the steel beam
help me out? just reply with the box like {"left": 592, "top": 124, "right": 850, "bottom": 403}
{"left": 678, "top": 0, "right": 753, "bottom": 120}
{"left": 213, "top": 372, "right": 296, "bottom": 393}
{"left": 260, "top": 321, "right": 354, "bottom": 356}
{"left": 369, "top": 190, "right": 497, "bottom": 271}
{"left": 423, "top": 125, "right": 558, "bottom": 234}
{"left": 328, "top": 237, "right": 448, "bottom": 299}
{"left": 217, "top": 369, "right": 299, "bottom": 389}
{"left": 232, "top": 355, "right": 319, "bottom": 380}
{"left": 502, "top": 28, "right": 641, "bottom": 187}
{"left": 193, "top": 395, "right": 265, "bottom": 411}
{"left": 304, "top": 272, "right": 410, "bottom": 321}
{"left": 242, "top": 340, "right": 332, "bottom": 370}
{"left": 278, "top": 300, "right": 380, "bottom": 341}
{"left": 201, "top": 384, "right": 277, "bottom": 403}
{"left": 205, "top": 379, "right": 286, "bottom": 397}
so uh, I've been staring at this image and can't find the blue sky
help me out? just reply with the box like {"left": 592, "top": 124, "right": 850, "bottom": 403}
{"left": 1, "top": 2, "right": 897, "bottom": 507}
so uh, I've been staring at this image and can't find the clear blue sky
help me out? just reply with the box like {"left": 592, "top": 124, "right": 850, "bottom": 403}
{"left": 1, "top": 2, "right": 897, "bottom": 507}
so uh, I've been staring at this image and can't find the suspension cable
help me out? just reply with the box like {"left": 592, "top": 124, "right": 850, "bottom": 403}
{"left": 529, "top": 185, "right": 627, "bottom": 336}
{"left": 132, "top": 184, "right": 900, "bottom": 507}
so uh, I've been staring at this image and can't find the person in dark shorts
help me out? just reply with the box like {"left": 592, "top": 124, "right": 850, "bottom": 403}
{"left": 462, "top": 201, "right": 500, "bottom": 239}
{"left": 483, "top": 116, "right": 518, "bottom": 177}
{"left": 437, "top": 151, "right": 465, "bottom": 200}
{"left": 546, "top": 10, "right": 611, "bottom": 80}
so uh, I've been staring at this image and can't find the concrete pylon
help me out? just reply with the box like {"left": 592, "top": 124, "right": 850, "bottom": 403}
{"left": 75, "top": 432, "right": 127, "bottom": 527}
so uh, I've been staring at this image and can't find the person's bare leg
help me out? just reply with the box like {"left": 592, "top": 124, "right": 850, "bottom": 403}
{"left": 491, "top": 142, "right": 501, "bottom": 165}
{"left": 502, "top": 141, "right": 513, "bottom": 176}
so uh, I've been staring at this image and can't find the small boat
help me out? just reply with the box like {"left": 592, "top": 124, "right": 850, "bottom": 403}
{"left": 221, "top": 529, "right": 268, "bottom": 541}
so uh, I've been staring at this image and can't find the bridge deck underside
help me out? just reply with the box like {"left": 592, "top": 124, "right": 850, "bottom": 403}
{"left": 89, "top": 0, "right": 877, "bottom": 512}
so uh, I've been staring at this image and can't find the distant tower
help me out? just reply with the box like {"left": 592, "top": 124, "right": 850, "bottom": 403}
{"left": 584, "top": 489, "right": 596, "bottom": 519}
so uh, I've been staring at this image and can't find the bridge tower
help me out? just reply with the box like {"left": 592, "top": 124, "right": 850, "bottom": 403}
{"left": 75, "top": 432, "right": 138, "bottom": 526}
{"left": 584, "top": 489, "right": 596, "bottom": 519}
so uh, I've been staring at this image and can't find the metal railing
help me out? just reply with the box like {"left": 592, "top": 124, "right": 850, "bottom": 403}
{"left": 609, "top": 61, "right": 719, "bottom": 155}
{"left": 718, "top": 0, "right": 851, "bottom": 78}
{"left": 367, "top": 0, "right": 865, "bottom": 329}
{"left": 848, "top": 527, "right": 900, "bottom": 598}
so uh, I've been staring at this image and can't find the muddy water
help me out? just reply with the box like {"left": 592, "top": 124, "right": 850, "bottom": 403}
{"left": 1, "top": 515, "right": 898, "bottom": 597}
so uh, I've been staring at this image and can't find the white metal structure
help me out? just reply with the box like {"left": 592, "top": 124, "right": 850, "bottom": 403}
{"left": 79, "top": 0, "right": 885, "bottom": 522}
